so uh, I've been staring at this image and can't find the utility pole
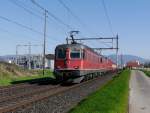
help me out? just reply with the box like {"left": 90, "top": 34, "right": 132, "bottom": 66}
{"left": 66, "top": 37, "right": 69, "bottom": 44}
{"left": 121, "top": 53, "right": 123, "bottom": 69}
{"left": 29, "top": 0, "right": 48, "bottom": 74}
{"left": 28, "top": 42, "right": 31, "bottom": 70}
{"left": 42, "top": 9, "right": 48, "bottom": 76}
{"left": 16, "top": 45, "right": 19, "bottom": 65}
{"left": 116, "top": 34, "right": 119, "bottom": 69}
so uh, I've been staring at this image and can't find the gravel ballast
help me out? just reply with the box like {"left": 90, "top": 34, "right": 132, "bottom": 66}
{"left": 7, "top": 74, "right": 113, "bottom": 113}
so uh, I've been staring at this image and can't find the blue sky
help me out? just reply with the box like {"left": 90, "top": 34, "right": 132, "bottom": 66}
{"left": 0, "top": 0, "right": 150, "bottom": 59}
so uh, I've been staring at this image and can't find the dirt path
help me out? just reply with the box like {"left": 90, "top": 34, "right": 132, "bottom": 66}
{"left": 129, "top": 70, "right": 150, "bottom": 113}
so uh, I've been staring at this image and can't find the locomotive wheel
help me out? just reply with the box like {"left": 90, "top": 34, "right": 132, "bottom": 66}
{"left": 92, "top": 73, "right": 94, "bottom": 79}
{"left": 83, "top": 75, "right": 88, "bottom": 81}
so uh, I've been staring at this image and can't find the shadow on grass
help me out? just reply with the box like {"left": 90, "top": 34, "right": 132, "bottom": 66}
{"left": 11, "top": 77, "right": 60, "bottom": 85}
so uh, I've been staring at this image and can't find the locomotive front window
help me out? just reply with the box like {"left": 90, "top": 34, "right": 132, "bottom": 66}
{"left": 70, "top": 49, "right": 81, "bottom": 59}
{"left": 57, "top": 48, "right": 66, "bottom": 59}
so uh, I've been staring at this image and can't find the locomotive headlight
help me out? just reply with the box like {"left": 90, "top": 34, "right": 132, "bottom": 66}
{"left": 56, "top": 66, "right": 61, "bottom": 69}
{"left": 74, "top": 66, "right": 79, "bottom": 69}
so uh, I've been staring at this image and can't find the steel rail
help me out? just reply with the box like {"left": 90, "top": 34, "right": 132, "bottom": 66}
{"left": 0, "top": 73, "right": 115, "bottom": 113}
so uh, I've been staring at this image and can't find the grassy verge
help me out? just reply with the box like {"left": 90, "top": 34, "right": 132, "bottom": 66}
{"left": 0, "top": 69, "right": 54, "bottom": 86}
{"left": 141, "top": 70, "right": 150, "bottom": 77}
{"left": 69, "top": 69, "right": 130, "bottom": 113}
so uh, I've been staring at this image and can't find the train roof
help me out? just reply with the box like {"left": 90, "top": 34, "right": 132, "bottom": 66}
{"left": 56, "top": 43, "right": 89, "bottom": 50}
{"left": 55, "top": 43, "right": 108, "bottom": 59}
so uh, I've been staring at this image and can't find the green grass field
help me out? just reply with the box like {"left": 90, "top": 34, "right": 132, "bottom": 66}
{"left": 142, "top": 70, "right": 150, "bottom": 77}
{"left": 0, "top": 62, "right": 54, "bottom": 86}
{"left": 0, "top": 68, "right": 54, "bottom": 86}
{"left": 69, "top": 69, "right": 130, "bottom": 113}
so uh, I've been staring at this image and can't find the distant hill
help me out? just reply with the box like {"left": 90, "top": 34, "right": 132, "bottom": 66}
{"left": 0, "top": 54, "right": 149, "bottom": 65}
{"left": 0, "top": 55, "right": 16, "bottom": 62}
{"left": 108, "top": 54, "right": 149, "bottom": 65}
{"left": 0, "top": 56, "right": 4, "bottom": 61}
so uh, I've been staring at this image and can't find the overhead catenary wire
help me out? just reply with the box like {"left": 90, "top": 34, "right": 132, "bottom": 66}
{"left": 30, "top": 0, "right": 74, "bottom": 30}
{"left": 8, "top": 0, "right": 68, "bottom": 36}
{"left": 8, "top": 0, "right": 43, "bottom": 20}
{"left": 16, "top": 0, "right": 43, "bottom": 15}
{"left": 57, "top": 0, "right": 96, "bottom": 45}
{"left": 0, "top": 15, "right": 60, "bottom": 44}
{"left": 13, "top": 0, "right": 70, "bottom": 33}
{"left": 7, "top": 0, "right": 65, "bottom": 46}
{"left": 11, "top": 0, "right": 74, "bottom": 35}
{"left": 57, "top": 0, "right": 98, "bottom": 36}
{"left": 0, "top": 26, "right": 59, "bottom": 45}
{"left": 0, "top": 15, "right": 43, "bottom": 35}
{"left": 101, "top": 0, "right": 115, "bottom": 36}
{"left": 57, "top": 0, "right": 84, "bottom": 26}
{"left": 0, "top": 27, "right": 39, "bottom": 41}
{"left": 30, "top": 0, "right": 98, "bottom": 47}
{"left": 30, "top": 0, "right": 77, "bottom": 45}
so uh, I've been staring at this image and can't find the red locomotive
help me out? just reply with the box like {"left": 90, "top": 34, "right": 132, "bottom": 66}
{"left": 54, "top": 43, "right": 116, "bottom": 83}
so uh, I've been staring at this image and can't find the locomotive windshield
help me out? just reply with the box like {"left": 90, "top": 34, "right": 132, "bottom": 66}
{"left": 56, "top": 48, "right": 66, "bottom": 59}
{"left": 70, "top": 49, "right": 81, "bottom": 58}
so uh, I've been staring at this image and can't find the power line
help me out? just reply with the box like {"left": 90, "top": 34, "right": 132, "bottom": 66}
{"left": 9, "top": 0, "right": 72, "bottom": 34}
{"left": 30, "top": 0, "right": 45, "bottom": 11}
{"left": 8, "top": 0, "right": 68, "bottom": 39}
{"left": 8, "top": 0, "right": 64, "bottom": 42}
{"left": 8, "top": 0, "right": 43, "bottom": 20}
{"left": 101, "top": 0, "right": 114, "bottom": 36}
{"left": 57, "top": 0, "right": 84, "bottom": 26}
{"left": 0, "top": 27, "right": 39, "bottom": 41}
{"left": 0, "top": 26, "right": 59, "bottom": 45}
{"left": 47, "top": 11, "right": 73, "bottom": 30}
{"left": 30, "top": 0, "right": 97, "bottom": 45}
{"left": 58, "top": 0, "right": 98, "bottom": 36}
{"left": 0, "top": 15, "right": 43, "bottom": 35}
{"left": 0, "top": 15, "right": 60, "bottom": 44}
{"left": 15, "top": 0, "right": 70, "bottom": 33}
{"left": 30, "top": 0, "right": 73, "bottom": 30}
{"left": 16, "top": 0, "right": 43, "bottom": 15}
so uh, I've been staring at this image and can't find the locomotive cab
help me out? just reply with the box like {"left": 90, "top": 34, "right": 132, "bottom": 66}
{"left": 54, "top": 44, "right": 84, "bottom": 81}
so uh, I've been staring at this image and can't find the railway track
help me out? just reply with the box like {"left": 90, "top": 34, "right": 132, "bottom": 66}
{"left": 0, "top": 73, "right": 115, "bottom": 113}
{"left": 0, "top": 78, "right": 57, "bottom": 97}
{"left": 0, "top": 84, "right": 60, "bottom": 106}
{"left": 0, "top": 83, "right": 38, "bottom": 97}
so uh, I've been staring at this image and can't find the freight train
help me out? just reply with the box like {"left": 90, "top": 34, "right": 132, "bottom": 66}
{"left": 54, "top": 43, "right": 116, "bottom": 83}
